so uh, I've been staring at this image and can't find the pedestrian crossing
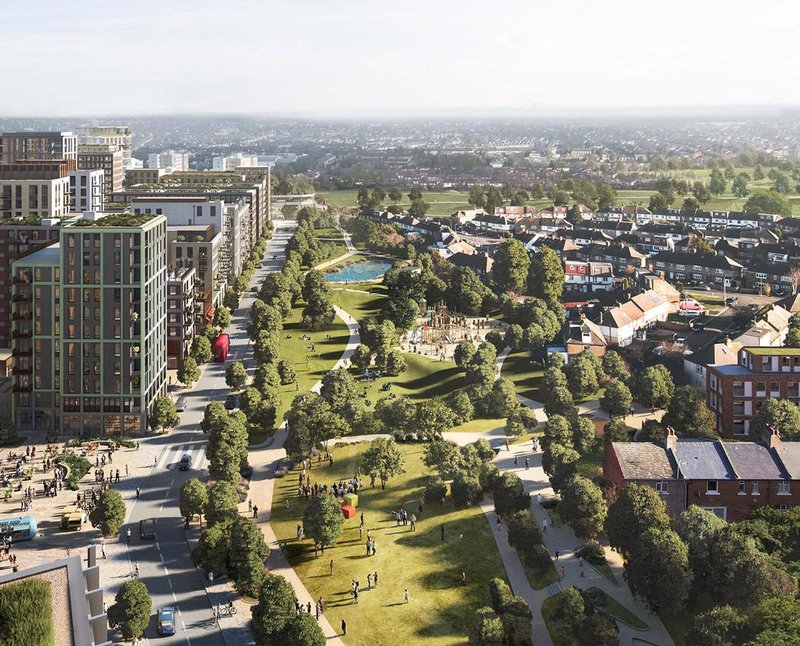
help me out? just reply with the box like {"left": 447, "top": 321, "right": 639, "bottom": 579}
{"left": 544, "top": 581, "right": 563, "bottom": 598}
{"left": 155, "top": 445, "right": 208, "bottom": 471}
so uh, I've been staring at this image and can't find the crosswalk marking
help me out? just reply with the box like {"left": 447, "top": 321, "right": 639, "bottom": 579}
{"left": 545, "top": 581, "right": 563, "bottom": 598}
{"left": 156, "top": 445, "right": 208, "bottom": 471}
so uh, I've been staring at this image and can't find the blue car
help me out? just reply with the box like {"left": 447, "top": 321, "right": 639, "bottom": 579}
{"left": 157, "top": 607, "right": 176, "bottom": 636}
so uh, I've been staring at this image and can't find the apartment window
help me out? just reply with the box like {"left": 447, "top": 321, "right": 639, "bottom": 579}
{"left": 778, "top": 481, "right": 791, "bottom": 495}
{"left": 752, "top": 481, "right": 760, "bottom": 495}
{"left": 738, "top": 481, "right": 746, "bottom": 495}
{"left": 707, "top": 480, "right": 719, "bottom": 494}
{"left": 733, "top": 420, "right": 746, "bottom": 436}
{"left": 655, "top": 481, "right": 668, "bottom": 493}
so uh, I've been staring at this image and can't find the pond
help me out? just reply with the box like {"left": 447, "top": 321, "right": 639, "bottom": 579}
{"left": 325, "top": 258, "right": 393, "bottom": 283}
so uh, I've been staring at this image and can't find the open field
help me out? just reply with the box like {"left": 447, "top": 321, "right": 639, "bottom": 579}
{"left": 500, "top": 350, "right": 544, "bottom": 401}
{"left": 270, "top": 442, "right": 508, "bottom": 646}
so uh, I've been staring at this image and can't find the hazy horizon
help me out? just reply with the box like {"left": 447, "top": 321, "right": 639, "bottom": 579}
{"left": 2, "top": 0, "right": 799, "bottom": 117}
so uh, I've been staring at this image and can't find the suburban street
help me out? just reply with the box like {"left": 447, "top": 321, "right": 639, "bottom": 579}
{"left": 122, "top": 220, "right": 296, "bottom": 644}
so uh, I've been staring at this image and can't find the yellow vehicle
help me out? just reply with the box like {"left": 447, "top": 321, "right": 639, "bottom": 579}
{"left": 60, "top": 505, "right": 83, "bottom": 531}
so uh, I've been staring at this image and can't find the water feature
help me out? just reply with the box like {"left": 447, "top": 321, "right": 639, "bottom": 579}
{"left": 325, "top": 258, "right": 393, "bottom": 283}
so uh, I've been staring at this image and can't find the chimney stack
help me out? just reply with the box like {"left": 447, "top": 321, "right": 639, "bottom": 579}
{"left": 766, "top": 424, "right": 781, "bottom": 450}
{"left": 665, "top": 426, "right": 678, "bottom": 452}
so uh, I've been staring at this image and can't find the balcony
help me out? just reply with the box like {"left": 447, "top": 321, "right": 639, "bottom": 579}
{"left": 12, "top": 367, "right": 31, "bottom": 375}
{"left": 11, "top": 313, "right": 31, "bottom": 321}
{"left": 12, "top": 330, "right": 32, "bottom": 338}
{"left": 13, "top": 348, "right": 32, "bottom": 357}
{"left": 12, "top": 384, "right": 32, "bottom": 392}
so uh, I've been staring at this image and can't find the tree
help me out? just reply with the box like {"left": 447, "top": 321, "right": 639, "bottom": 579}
{"left": 385, "top": 349, "right": 407, "bottom": 376}
{"left": 179, "top": 478, "right": 208, "bottom": 523}
{"left": 470, "top": 607, "right": 505, "bottom": 645}
{"left": 423, "top": 440, "right": 463, "bottom": 480}
{"left": 388, "top": 188, "right": 403, "bottom": 204}
{"left": 468, "top": 186, "right": 486, "bottom": 209}
{"left": 599, "top": 380, "right": 632, "bottom": 416}
{"left": 748, "top": 596, "right": 800, "bottom": 639}
{"left": 774, "top": 172, "right": 792, "bottom": 194}
{"left": 225, "top": 361, "right": 248, "bottom": 390}
{"left": 206, "top": 480, "right": 239, "bottom": 527}
{"left": 602, "top": 350, "right": 629, "bottom": 381}
{"left": 685, "top": 605, "right": 745, "bottom": 646}
{"left": 648, "top": 192, "right": 669, "bottom": 212}
{"left": 254, "top": 330, "right": 281, "bottom": 365}
{"left": 572, "top": 416, "right": 596, "bottom": 454}
{"left": 753, "top": 164, "right": 765, "bottom": 180}
{"left": 350, "top": 344, "right": 372, "bottom": 372}
{"left": 466, "top": 342, "right": 497, "bottom": 387}
{"left": 489, "top": 378, "right": 519, "bottom": 417}
{"left": 708, "top": 169, "right": 727, "bottom": 195}
{"left": 408, "top": 198, "right": 429, "bottom": 218}
{"left": 303, "top": 494, "right": 344, "bottom": 547}
{"left": 252, "top": 573, "right": 297, "bottom": 646}
{"left": 374, "top": 396, "right": 417, "bottom": 435}
{"left": 447, "top": 389, "right": 475, "bottom": 423}
{"left": 631, "top": 364, "right": 674, "bottom": 409}
{"left": 148, "top": 395, "right": 180, "bottom": 433}
{"left": 744, "top": 190, "right": 791, "bottom": 216}
{"left": 447, "top": 267, "right": 491, "bottom": 315}
{"left": 453, "top": 340, "right": 476, "bottom": 369}
{"left": 625, "top": 527, "right": 692, "bottom": 613}
{"left": 229, "top": 517, "right": 270, "bottom": 596}
{"left": 691, "top": 181, "right": 711, "bottom": 203}
{"left": 277, "top": 359, "right": 297, "bottom": 385}
{"left": 177, "top": 356, "right": 200, "bottom": 387}
{"left": 191, "top": 335, "right": 213, "bottom": 363}
{"left": 682, "top": 196, "right": 701, "bottom": 213}
{"left": 493, "top": 472, "right": 530, "bottom": 516}
{"left": 732, "top": 173, "right": 750, "bottom": 198}
{"left": 507, "top": 511, "right": 542, "bottom": 550}
{"left": 493, "top": 239, "right": 530, "bottom": 293}
{"left": 319, "top": 368, "right": 361, "bottom": 420}
{"left": 201, "top": 401, "right": 228, "bottom": 434}
{"left": 662, "top": 386, "right": 716, "bottom": 437}
{"left": 673, "top": 506, "right": 725, "bottom": 591}
{"left": 382, "top": 295, "right": 419, "bottom": 330}
{"left": 90, "top": 489, "right": 127, "bottom": 536}
{"left": 361, "top": 437, "right": 406, "bottom": 489}
{"left": 566, "top": 353, "right": 600, "bottom": 399}
{"left": 749, "top": 398, "right": 800, "bottom": 440}
{"left": 107, "top": 579, "right": 152, "bottom": 640}
{"left": 213, "top": 305, "right": 232, "bottom": 329}
{"left": 606, "top": 483, "right": 670, "bottom": 558}
{"left": 527, "top": 247, "right": 564, "bottom": 305}
{"left": 283, "top": 614, "right": 326, "bottom": 646}
{"left": 603, "top": 418, "right": 630, "bottom": 443}
{"left": 451, "top": 472, "right": 483, "bottom": 507}
{"left": 560, "top": 475, "right": 606, "bottom": 539}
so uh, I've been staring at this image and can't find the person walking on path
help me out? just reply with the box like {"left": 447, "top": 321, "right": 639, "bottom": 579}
{"left": 372, "top": 540, "right": 376, "bottom": 556}
{"left": 514, "top": 455, "right": 518, "bottom": 468}
{"left": 404, "top": 588, "right": 409, "bottom": 603}
{"left": 542, "top": 519, "right": 547, "bottom": 534}
{"left": 496, "top": 515, "right": 503, "bottom": 531}
{"left": 374, "top": 571, "right": 378, "bottom": 586}
{"left": 126, "top": 527, "right": 132, "bottom": 544}
{"left": 341, "top": 619, "right": 347, "bottom": 636}
{"left": 125, "top": 464, "right": 129, "bottom": 477}
{"left": 366, "top": 539, "right": 371, "bottom": 555}
{"left": 367, "top": 573, "right": 372, "bottom": 589}
{"left": 560, "top": 565, "right": 565, "bottom": 578}
{"left": 135, "top": 486, "right": 140, "bottom": 499}
{"left": 505, "top": 439, "right": 509, "bottom": 451}
{"left": 525, "top": 456, "right": 529, "bottom": 470}
{"left": 154, "top": 456, "right": 157, "bottom": 468}
{"left": 555, "top": 550, "right": 560, "bottom": 560}
{"left": 253, "top": 505, "right": 258, "bottom": 518}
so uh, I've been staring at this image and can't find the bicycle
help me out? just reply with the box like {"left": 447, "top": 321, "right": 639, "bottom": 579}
{"left": 217, "top": 604, "right": 237, "bottom": 617}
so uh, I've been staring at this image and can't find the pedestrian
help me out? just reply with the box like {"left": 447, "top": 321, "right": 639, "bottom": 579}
{"left": 367, "top": 573, "right": 372, "bottom": 588}
{"left": 555, "top": 550, "right": 560, "bottom": 560}
{"left": 307, "top": 601, "right": 311, "bottom": 614}
{"left": 461, "top": 571, "right": 466, "bottom": 585}
{"left": 125, "top": 464, "right": 129, "bottom": 477}
{"left": 154, "top": 456, "right": 157, "bottom": 467}
{"left": 580, "top": 568, "right": 585, "bottom": 578}
{"left": 366, "top": 539, "right": 371, "bottom": 555}
{"left": 578, "top": 557, "right": 583, "bottom": 567}
{"left": 525, "top": 456, "right": 529, "bottom": 470}
{"left": 560, "top": 565, "right": 565, "bottom": 578}
{"left": 341, "top": 619, "right": 347, "bottom": 636}
{"left": 126, "top": 527, "right": 132, "bottom": 545}
{"left": 360, "top": 512, "right": 364, "bottom": 527}
{"left": 372, "top": 540, "right": 376, "bottom": 556}
{"left": 101, "top": 542, "right": 106, "bottom": 559}
{"left": 404, "top": 588, "right": 409, "bottom": 603}
{"left": 330, "top": 559, "right": 334, "bottom": 575}
{"left": 353, "top": 589, "right": 359, "bottom": 603}
{"left": 316, "top": 603, "right": 320, "bottom": 619}
{"left": 459, "top": 531, "right": 463, "bottom": 543}
{"left": 253, "top": 505, "right": 258, "bottom": 518}
{"left": 496, "top": 515, "right": 503, "bottom": 531}
{"left": 542, "top": 519, "right": 547, "bottom": 534}
{"left": 537, "top": 493, "right": 542, "bottom": 506}
{"left": 115, "top": 469, "right": 120, "bottom": 483}
{"left": 134, "top": 562, "right": 139, "bottom": 577}
{"left": 514, "top": 455, "right": 518, "bottom": 468}
{"left": 135, "top": 486, "right": 140, "bottom": 499}
{"left": 441, "top": 525, "right": 445, "bottom": 541}
{"left": 367, "top": 529, "right": 371, "bottom": 541}
{"left": 505, "top": 439, "right": 509, "bottom": 451}
{"left": 248, "top": 499, "right": 253, "bottom": 512}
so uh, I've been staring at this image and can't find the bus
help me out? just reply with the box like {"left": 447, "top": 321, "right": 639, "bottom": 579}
{"left": 0, "top": 516, "right": 37, "bottom": 542}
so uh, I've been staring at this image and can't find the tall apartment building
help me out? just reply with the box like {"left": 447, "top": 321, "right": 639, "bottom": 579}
{"left": 0, "top": 131, "right": 77, "bottom": 163}
{"left": 148, "top": 151, "right": 189, "bottom": 173}
{"left": 12, "top": 212, "right": 168, "bottom": 436}
{"left": 0, "top": 161, "right": 73, "bottom": 220}
{"left": 167, "top": 225, "right": 223, "bottom": 326}
{"left": 213, "top": 154, "right": 259, "bottom": 171}
{"left": 125, "top": 168, "right": 165, "bottom": 187}
{"left": 166, "top": 267, "right": 196, "bottom": 369}
{"left": 130, "top": 195, "right": 251, "bottom": 280}
{"left": 78, "top": 126, "right": 132, "bottom": 169}
{"left": 69, "top": 170, "right": 104, "bottom": 212}
{"left": 708, "top": 347, "right": 800, "bottom": 439}
{"left": 77, "top": 145, "right": 123, "bottom": 202}
{"left": 0, "top": 221, "right": 62, "bottom": 348}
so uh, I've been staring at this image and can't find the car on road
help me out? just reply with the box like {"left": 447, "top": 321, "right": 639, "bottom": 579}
{"left": 178, "top": 453, "right": 192, "bottom": 471}
{"left": 725, "top": 296, "right": 739, "bottom": 306}
{"left": 174, "top": 396, "right": 186, "bottom": 413}
{"left": 224, "top": 394, "right": 238, "bottom": 410}
{"left": 157, "top": 607, "right": 176, "bottom": 636}
{"left": 139, "top": 519, "right": 157, "bottom": 541}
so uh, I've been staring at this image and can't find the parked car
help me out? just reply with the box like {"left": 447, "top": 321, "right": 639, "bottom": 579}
{"left": 224, "top": 394, "right": 238, "bottom": 410}
{"left": 178, "top": 453, "right": 192, "bottom": 471}
{"left": 725, "top": 296, "right": 739, "bottom": 306}
{"left": 174, "top": 396, "right": 186, "bottom": 413}
{"left": 157, "top": 607, "right": 176, "bottom": 636}
{"left": 139, "top": 519, "right": 157, "bottom": 541}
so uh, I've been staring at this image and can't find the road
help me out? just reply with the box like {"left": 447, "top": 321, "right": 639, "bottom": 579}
{"left": 125, "top": 220, "right": 296, "bottom": 645}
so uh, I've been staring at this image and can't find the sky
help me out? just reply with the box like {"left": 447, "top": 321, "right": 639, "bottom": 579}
{"left": 2, "top": 0, "right": 800, "bottom": 117}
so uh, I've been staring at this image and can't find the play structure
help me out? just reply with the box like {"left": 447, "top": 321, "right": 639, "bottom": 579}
{"left": 418, "top": 303, "right": 473, "bottom": 345}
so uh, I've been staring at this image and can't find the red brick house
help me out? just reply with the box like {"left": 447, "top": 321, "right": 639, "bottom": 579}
{"left": 604, "top": 429, "right": 800, "bottom": 521}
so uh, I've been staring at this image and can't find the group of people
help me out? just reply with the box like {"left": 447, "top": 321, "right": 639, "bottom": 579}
{"left": 391, "top": 508, "right": 418, "bottom": 531}
{"left": 348, "top": 571, "right": 379, "bottom": 603}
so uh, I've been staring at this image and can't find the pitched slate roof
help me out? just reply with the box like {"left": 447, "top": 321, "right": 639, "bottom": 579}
{"left": 651, "top": 250, "right": 743, "bottom": 270}
{"left": 673, "top": 440, "right": 735, "bottom": 480}
{"left": 775, "top": 443, "right": 800, "bottom": 478}
{"left": 609, "top": 442, "right": 674, "bottom": 479}
{"left": 721, "top": 442, "right": 785, "bottom": 480}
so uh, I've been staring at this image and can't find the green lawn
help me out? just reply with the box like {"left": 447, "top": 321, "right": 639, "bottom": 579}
{"left": 575, "top": 444, "right": 603, "bottom": 480}
{"left": 659, "top": 611, "right": 691, "bottom": 646}
{"left": 520, "top": 552, "right": 560, "bottom": 590}
{"left": 500, "top": 351, "right": 543, "bottom": 401}
{"left": 329, "top": 283, "right": 388, "bottom": 320}
{"left": 686, "top": 292, "right": 724, "bottom": 309}
{"left": 585, "top": 587, "right": 647, "bottom": 629}
{"left": 270, "top": 442, "right": 508, "bottom": 646}
{"left": 304, "top": 240, "right": 349, "bottom": 269}
{"left": 448, "top": 418, "right": 506, "bottom": 434}
{"left": 249, "top": 304, "right": 350, "bottom": 444}
{"left": 313, "top": 227, "right": 343, "bottom": 239}
{"left": 587, "top": 556, "right": 618, "bottom": 585}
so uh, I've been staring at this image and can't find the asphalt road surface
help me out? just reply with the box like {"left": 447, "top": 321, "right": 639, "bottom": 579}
{"left": 125, "top": 220, "right": 296, "bottom": 645}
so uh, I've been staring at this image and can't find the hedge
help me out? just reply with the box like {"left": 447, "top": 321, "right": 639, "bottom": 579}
{"left": 0, "top": 578, "right": 53, "bottom": 646}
